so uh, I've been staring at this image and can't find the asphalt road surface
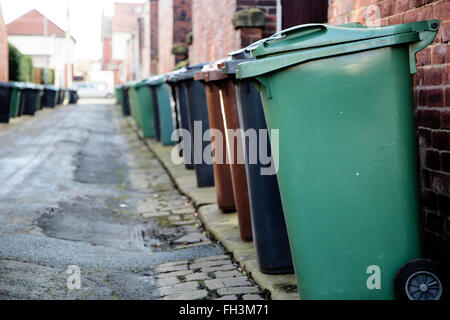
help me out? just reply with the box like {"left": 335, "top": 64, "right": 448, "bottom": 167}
{"left": 0, "top": 100, "right": 231, "bottom": 300}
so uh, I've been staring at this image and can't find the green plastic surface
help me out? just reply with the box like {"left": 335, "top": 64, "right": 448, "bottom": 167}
{"left": 237, "top": 21, "right": 438, "bottom": 300}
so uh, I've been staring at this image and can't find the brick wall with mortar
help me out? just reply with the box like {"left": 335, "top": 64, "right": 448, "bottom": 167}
{"left": 236, "top": 0, "right": 277, "bottom": 37}
{"left": 190, "top": 0, "right": 276, "bottom": 65}
{"left": 0, "top": 6, "right": 8, "bottom": 82}
{"left": 158, "top": 0, "right": 192, "bottom": 73}
{"left": 142, "top": 1, "right": 151, "bottom": 78}
{"left": 150, "top": 0, "right": 159, "bottom": 74}
{"left": 328, "top": 0, "right": 450, "bottom": 266}
{"left": 158, "top": 0, "right": 174, "bottom": 73}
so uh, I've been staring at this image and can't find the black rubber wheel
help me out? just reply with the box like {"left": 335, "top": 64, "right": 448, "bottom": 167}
{"left": 394, "top": 259, "right": 449, "bottom": 301}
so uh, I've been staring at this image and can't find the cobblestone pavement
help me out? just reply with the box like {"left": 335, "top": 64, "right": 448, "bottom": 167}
{"left": 0, "top": 100, "right": 265, "bottom": 300}
{"left": 121, "top": 108, "right": 266, "bottom": 301}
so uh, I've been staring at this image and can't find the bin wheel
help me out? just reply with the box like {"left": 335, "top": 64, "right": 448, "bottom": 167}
{"left": 394, "top": 259, "right": 448, "bottom": 301}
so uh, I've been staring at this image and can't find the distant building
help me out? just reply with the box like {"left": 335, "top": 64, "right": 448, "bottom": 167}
{"left": 101, "top": 14, "right": 113, "bottom": 70}
{"left": 101, "top": 2, "right": 144, "bottom": 84}
{"left": 0, "top": 4, "right": 8, "bottom": 82}
{"left": 7, "top": 9, "right": 75, "bottom": 87}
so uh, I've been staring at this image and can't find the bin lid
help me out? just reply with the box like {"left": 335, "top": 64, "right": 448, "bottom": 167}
{"left": 124, "top": 81, "right": 139, "bottom": 89}
{"left": 25, "top": 83, "right": 38, "bottom": 89}
{"left": 167, "top": 68, "right": 188, "bottom": 84}
{"left": 0, "top": 82, "right": 14, "bottom": 88}
{"left": 11, "top": 82, "right": 26, "bottom": 89}
{"left": 222, "top": 47, "right": 255, "bottom": 75}
{"left": 237, "top": 20, "right": 440, "bottom": 78}
{"left": 146, "top": 74, "right": 167, "bottom": 86}
{"left": 134, "top": 79, "right": 149, "bottom": 89}
{"left": 194, "top": 59, "right": 230, "bottom": 82}
{"left": 177, "top": 63, "right": 209, "bottom": 81}
{"left": 44, "top": 85, "right": 58, "bottom": 91}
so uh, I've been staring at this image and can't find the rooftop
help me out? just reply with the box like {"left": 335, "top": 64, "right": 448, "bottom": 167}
{"left": 7, "top": 9, "right": 69, "bottom": 38}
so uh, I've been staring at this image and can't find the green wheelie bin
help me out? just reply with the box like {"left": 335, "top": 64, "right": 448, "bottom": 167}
{"left": 9, "top": 82, "right": 25, "bottom": 118}
{"left": 127, "top": 82, "right": 142, "bottom": 129}
{"left": 135, "top": 80, "right": 156, "bottom": 138}
{"left": 35, "top": 85, "right": 44, "bottom": 111}
{"left": 115, "top": 86, "right": 123, "bottom": 107}
{"left": 237, "top": 20, "right": 447, "bottom": 300}
{"left": 146, "top": 75, "right": 175, "bottom": 146}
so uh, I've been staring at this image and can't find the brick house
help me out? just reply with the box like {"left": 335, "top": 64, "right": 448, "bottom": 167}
{"left": 7, "top": 9, "right": 75, "bottom": 87}
{"left": 141, "top": 0, "right": 159, "bottom": 76}
{"left": 327, "top": 0, "right": 450, "bottom": 267}
{"left": 101, "top": 14, "right": 113, "bottom": 70}
{"left": 0, "top": 4, "right": 8, "bottom": 82}
{"left": 103, "top": 2, "right": 144, "bottom": 83}
{"left": 158, "top": 0, "right": 192, "bottom": 73}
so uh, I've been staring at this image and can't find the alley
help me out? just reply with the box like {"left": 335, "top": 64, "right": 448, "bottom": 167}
{"left": 0, "top": 101, "right": 264, "bottom": 300}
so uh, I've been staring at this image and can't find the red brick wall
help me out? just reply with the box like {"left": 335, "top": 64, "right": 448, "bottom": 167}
{"left": 142, "top": 1, "right": 151, "bottom": 78}
{"left": 190, "top": 0, "right": 277, "bottom": 65}
{"left": 150, "top": 0, "right": 159, "bottom": 74}
{"left": 328, "top": 0, "right": 450, "bottom": 266}
{"left": 0, "top": 6, "right": 8, "bottom": 82}
{"left": 236, "top": 0, "right": 277, "bottom": 37}
{"left": 190, "top": 0, "right": 237, "bottom": 65}
{"left": 158, "top": 0, "right": 174, "bottom": 73}
{"left": 102, "top": 39, "right": 112, "bottom": 69}
{"left": 158, "top": 0, "right": 192, "bottom": 73}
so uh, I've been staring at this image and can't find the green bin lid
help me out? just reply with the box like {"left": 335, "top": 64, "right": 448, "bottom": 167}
{"left": 11, "top": 82, "right": 25, "bottom": 89}
{"left": 145, "top": 74, "right": 167, "bottom": 86}
{"left": 237, "top": 20, "right": 439, "bottom": 78}
{"left": 134, "top": 79, "right": 149, "bottom": 89}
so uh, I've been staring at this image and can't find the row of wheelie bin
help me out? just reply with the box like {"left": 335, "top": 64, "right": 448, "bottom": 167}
{"left": 116, "top": 20, "right": 448, "bottom": 300}
{"left": 0, "top": 83, "right": 77, "bottom": 123}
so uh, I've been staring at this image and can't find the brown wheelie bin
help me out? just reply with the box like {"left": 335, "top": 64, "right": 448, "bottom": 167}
{"left": 195, "top": 65, "right": 236, "bottom": 213}
{"left": 196, "top": 61, "right": 252, "bottom": 242}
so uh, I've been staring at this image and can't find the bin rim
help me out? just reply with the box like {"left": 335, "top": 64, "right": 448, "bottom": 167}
{"left": 223, "top": 48, "right": 254, "bottom": 75}
{"left": 44, "top": 85, "right": 58, "bottom": 91}
{"left": 176, "top": 63, "right": 209, "bottom": 81}
{"left": 124, "top": 81, "right": 139, "bottom": 89}
{"left": 167, "top": 68, "right": 188, "bottom": 84}
{"left": 11, "top": 82, "right": 26, "bottom": 89}
{"left": 145, "top": 74, "right": 167, "bottom": 86}
{"left": 194, "top": 59, "right": 230, "bottom": 82}
{"left": 237, "top": 20, "right": 439, "bottom": 79}
{"left": 134, "top": 79, "right": 150, "bottom": 89}
{"left": 250, "top": 20, "right": 439, "bottom": 58}
{"left": 24, "top": 83, "right": 38, "bottom": 89}
{"left": 0, "top": 82, "right": 14, "bottom": 88}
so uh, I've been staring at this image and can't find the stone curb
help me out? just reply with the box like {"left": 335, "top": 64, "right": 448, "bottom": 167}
{"left": 124, "top": 114, "right": 300, "bottom": 300}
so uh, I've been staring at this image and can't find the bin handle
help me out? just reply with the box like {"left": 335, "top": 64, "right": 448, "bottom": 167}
{"left": 263, "top": 24, "right": 328, "bottom": 44}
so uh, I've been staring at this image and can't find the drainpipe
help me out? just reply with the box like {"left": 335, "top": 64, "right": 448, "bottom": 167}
{"left": 276, "top": 0, "right": 282, "bottom": 32}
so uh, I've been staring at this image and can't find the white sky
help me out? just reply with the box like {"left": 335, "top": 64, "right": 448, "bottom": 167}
{"left": 0, "top": 0, "right": 144, "bottom": 60}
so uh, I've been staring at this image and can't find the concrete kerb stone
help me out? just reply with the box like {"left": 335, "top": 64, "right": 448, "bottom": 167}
{"left": 124, "top": 114, "right": 300, "bottom": 300}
